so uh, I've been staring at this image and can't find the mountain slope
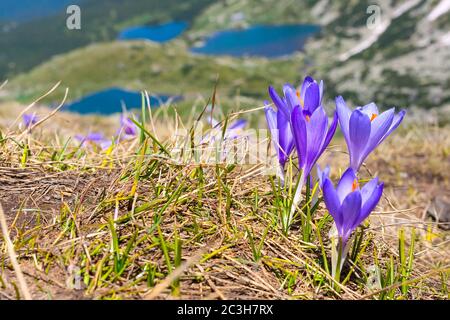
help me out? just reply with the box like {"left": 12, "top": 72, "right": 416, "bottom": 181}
{"left": 8, "top": 40, "right": 304, "bottom": 104}
{"left": 0, "top": 0, "right": 213, "bottom": 78}
{"left": 189, "top": 0, "right": 450, "bottom": 110}
{"left": 5, "top": 0, "right": 450, "bottom": 111}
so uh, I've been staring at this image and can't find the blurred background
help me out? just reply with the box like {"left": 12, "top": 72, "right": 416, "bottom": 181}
{"left": 0, "top": 0, "right": 449, "bottom": 121}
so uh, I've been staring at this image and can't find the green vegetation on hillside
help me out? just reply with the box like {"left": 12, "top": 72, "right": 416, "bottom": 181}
{"left": 0, "top": 0, "right": 214, "bottom": 78}
{"left": 9, "top": 40, "right": 305, "bottom": 105}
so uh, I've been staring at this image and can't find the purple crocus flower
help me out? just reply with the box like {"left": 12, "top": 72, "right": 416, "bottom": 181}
{"left": 265, "top": 76, "right": 326, "bottom": 179}
{"left": 336, "top": 96, "right": 406, "bottom": 172}
{"left": 75, "top": 132, "right": 112, "bottom": 150}
{"left": 118, "top": 114, "right": 138, "bottom": 140}
{"left": 322, "top": 167, "right": 384, "bottom": 246}
{"left": 204, "top": 117, "right": 248, "bottom": 142}
{"left": 264, "top": 100, "right": 295, "bottom": 170}
{"left": 224, "top": 119, "right": 248, "bottom": 140}
{"left": 75, "top": 132, "right": 104, "bottom": 143}
{"left": 269, "top": 76, "right": 337, "bottom": 182}
{"left": 290, "top": 95, "right": 338, "bottom": 183}
{"left": 268, "top": 76, "right": 337, "bottom": 217}
{"left": 23, "top": 113, "right": 38, "bottom": 128}
{"left": 316, "top": 164, "right": 330, "bottom": 189}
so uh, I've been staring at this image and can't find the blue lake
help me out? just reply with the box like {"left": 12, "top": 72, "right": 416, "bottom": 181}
{"left": 64, "top": 88, "right": 175, "bottom": 115}
{"left": 191, "top": 24, "right": 320, "bottom": 58}
{"left": 118, "top": 22, "right": 188, "bottom": 43}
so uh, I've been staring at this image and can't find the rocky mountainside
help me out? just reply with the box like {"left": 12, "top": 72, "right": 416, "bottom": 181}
{"left": 190, "top": 0, "right": 450, "bottom": 110}
{"left": 3, "top": 0, "right": 450, "bottom": 112}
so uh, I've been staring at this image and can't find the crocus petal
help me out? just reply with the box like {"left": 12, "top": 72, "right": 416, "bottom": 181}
{"left": 269, "top": 86, "right": 290, "bottom": 118}
{"left": 291, "top": 106, "right": 307, "bottom": 169}
{"left": 360, "top": 176, "right": 379, "bottom": 204}
{"left": 208, "top": 116, "right": 220, "bottom": 128}
{"left": 229, "top": 119, "right": 247, "bottom": 130}
{"left": 321, "top": 111, "right": 338, "bottom": 155}
{"left": 349, "top": 109, "right": 371, "bottom": 171}
{"left": 120, "top": 115, "right": 138, "bottom": 136}
{"left": 359, "top": 108, "right": 395, "bottom": 166}
{"left": 300, "top": 76, "right": 314, "bottom": 102}
{"left": 360, "top": 102, "right": 379, "bottom": 118}
{"left": 283, "top": 83, "right": 296, "bottom": 97}
{"left": 277, "top": 108, "right": 293, "bottom": 166}
{"left": 336, "top": 167, "right": 357, "bottom": 203}
{"left": 285, "top": 87, "right": 301, "bottom": 112}
{"left": 303, "top": 81, "right": 320, "bottom": 113}
{"left": 99, "top": 139, "right": 113, "bottom": 150}
{"left": 336, "top": 96, "right": 352, "bottom": 148}
{"left": 317, "top": 164, "right": 330, "bottom": 188}
{"left": 340, "top": 191, "right": 362, "bottom": 241}
{"left": 319, "top": 80, "right": 324, "bottom": 103}
{"left": 378, "top": 109, "right": 406, "bottom": 146}
{"left": 355, "top": 182, "right": 383, "bottom": 229}
{"left": 23, "top": 114, "right": 38, "bottom": 128}
{"left": 265, "top": 105, "right": 279, "bottom": 147}
{"left": 304, "top": 106, "right": 328, "bottom": 177}
{"left": 323, "top": 178, "right": 343, "bottom": 231}
{"left": 368, "top": 108, "right": 395, "bottom": 142}
{"left": 74, "top": 134, "right": 85, "bottom": 142}
{"left": 86, "top": 132, "right": 104, "bottom": 141}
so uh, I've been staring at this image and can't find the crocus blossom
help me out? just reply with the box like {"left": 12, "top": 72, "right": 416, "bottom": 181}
{"left": 336, "top": 96, "right": 406, "bottom": 172}
{"left": 269, "top": 76, "right": 337, "bottom": 181}
{"left": 316, "top": 164, "right": 330, "bottom": 189}
{"left": 290, "top": 103, "right": 338, "bottom": 183}
{"left": 214, "top": 118, "right": 248, "bottom": 141}
{"left": 225, "top": 119, "right": 247, "bottom": 140}
{"left": 266, "top": 76, "right": 329, "bottom": 183}
{"left": 118, "top": 114, "right": 138, "bottom": 140}
{"left": 268, "top": 76, "right": 338, "bottom": 220}
{"left": 75, "top": 132, "right": 112, "bottom": 150}
{"left": 204, "top": 116, "right": 248, "bottom": 143}
{"left": 23, "top": 113, "right": 38, "bottom": 128}
{"left": 322, "top": 167, "right": 384, "bottom": 246}
{"left": 264, "top": 100, "right": 295, "bottom": 170}
{"left": 198, "top": 115, "right": 249, "bottom": 164}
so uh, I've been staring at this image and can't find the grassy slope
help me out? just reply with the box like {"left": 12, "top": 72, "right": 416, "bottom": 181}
{"left": 0, "top": 0, "right": 214, "bottom": 78}
{"left": 8, "top": 40, "right": 304, "bottom": 105}
{"left": 0, "top": 0, "right": 449, "bottom": 301}
{"left": 5, "top": 0, "right": 450, "bottom": 114}
{"left": 0, "top": 99, "right": 449, "bottom": 300}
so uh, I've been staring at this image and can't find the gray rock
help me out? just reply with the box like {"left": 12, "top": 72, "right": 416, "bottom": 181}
{"left": 427, "top": 196, "right": 450, "bottom": 230}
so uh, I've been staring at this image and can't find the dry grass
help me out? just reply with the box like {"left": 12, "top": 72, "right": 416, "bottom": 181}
{"left": 0, "top": 99, "right": 449, "bottom": 300}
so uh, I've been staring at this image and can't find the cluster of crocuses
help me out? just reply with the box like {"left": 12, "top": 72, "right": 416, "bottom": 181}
{"left": 22, "top": 112, "right": 138, "bottom": 151}
{"left": 265, "top": 76, "right": 405, "bottom": 279}
{"left": 74, "top": 113, "right": 138, "bottom": 150}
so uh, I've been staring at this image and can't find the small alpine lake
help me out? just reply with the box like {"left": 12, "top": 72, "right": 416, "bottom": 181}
{"left": 118, "top": 22, "right": 188, "bottom": 43}
{"left": 64, "top": 88, "right": 177, "bottom": 115}
{"left": 191, "top": 24, "right": 320, "bottom": 58}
